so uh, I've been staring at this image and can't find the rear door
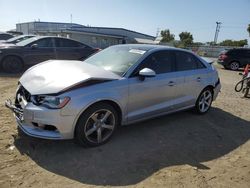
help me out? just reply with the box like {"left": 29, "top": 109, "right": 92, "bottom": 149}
{"left": 174, "top": 51, "right": 208, "bottom": 108}
{"left": 246, "top": 50, "right": 250, "bottom": 65}
{"left": 23, "top": 38, "right": 56, "bottom": 65}
{"left": 55, "top": 38, "right": 94, "bottom": 60}
{"left": 127, "top": 50, "right": 185, "bottom": 122}
{"left": 239, "top": 50, "right": 250, "bottom": 66}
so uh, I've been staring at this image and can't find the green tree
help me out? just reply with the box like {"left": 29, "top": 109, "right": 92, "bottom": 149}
{"left": 219, "top": 39, "right": 248, "bottom": 47}
{"left": 247, "top": 24, "right": 250, "bottom": 37}
{"left": 160, "top": 29, "right": 175, "bottom": 43}
{"left": 179, "top": 32, "right": 193, "bottom": 47}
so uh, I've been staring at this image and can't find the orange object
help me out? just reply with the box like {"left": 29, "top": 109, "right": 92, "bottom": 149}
{"left": 243, "top": 64, "right": 249, "bottom": 76}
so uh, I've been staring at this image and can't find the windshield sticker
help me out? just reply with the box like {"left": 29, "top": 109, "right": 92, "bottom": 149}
{"left": 129, "top": 49, "right": 146, "bottom": 55}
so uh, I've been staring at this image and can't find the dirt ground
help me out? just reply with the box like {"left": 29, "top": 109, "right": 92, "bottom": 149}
{"left": 0, "top": 64, "right": 250, "bottom": 188}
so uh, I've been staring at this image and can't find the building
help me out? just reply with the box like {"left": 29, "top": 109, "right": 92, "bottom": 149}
{"left": 16, "top": 21, "right": 156, "bottom": 48}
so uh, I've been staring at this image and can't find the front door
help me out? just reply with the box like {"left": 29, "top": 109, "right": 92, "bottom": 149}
{"left": 127, "top": 50, "right": 184, "bottom": 123}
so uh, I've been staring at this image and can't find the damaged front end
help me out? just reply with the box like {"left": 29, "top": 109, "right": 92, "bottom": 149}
{"left": 5, "top": 84, "right": 67, "bottom": 139}
{"left": 5, "top": 84, "right": 30, "bottom": 121}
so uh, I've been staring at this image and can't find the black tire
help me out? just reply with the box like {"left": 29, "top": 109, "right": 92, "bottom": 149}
{"left": 223, "top": 65, "right": 229, "bottom": 70}
{"left": 229, "top": 61, "right": 240, "bottom": 71}
{"left": 74, "top": 102, "right": 118, "bottom": 147}
{"left": 243, "top": 87, "right": 249, "bottom": 98}
{"left": 2, "top": 56, "right": 23, "bottom": 73}
{"left": 195, "top": 88, "right": 213, "bottom": 114}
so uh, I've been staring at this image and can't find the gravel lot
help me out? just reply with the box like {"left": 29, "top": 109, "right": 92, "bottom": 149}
{"left": 0, "top": 63, "right": 249, "bottom": 188}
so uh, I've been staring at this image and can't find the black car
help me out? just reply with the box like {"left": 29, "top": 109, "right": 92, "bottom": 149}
{"left": 0, "top": 36, "right": 99, "bottom": 73}
{"left": 0, "top": 32, "right": 13, "bottom": 40}
{"left": 0, "top": 35, "right": 35, "bottom": 45}
{"left": 218, "top": 48, "right": 250, "bottom": 70}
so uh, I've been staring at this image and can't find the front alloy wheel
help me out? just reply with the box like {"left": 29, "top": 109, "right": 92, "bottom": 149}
{"left": 195, "top": 88, "right": 213, "bottom": 114}
{"left": 75, "top": 103, "right": 118, "bottom": 147}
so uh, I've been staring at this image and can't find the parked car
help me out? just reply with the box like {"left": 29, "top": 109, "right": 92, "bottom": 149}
{"left": 0, "top": 35, "right": 35, "bottom": 45}
{"left": 0, "top": 32, "right": 13, "bottom": 40}
{"left": 218, "top": 48, "right": 250, "bottom": 70}
{"left": 5, "top": 44, "right": 221, "bottom": 147}
{"left": 0, "top": 36, "right": 99, "bottom": 73}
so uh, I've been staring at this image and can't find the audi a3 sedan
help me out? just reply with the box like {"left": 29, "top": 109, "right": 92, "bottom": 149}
{"left": 5, "top": 44, "right": 221, "bottom": 147}
{"left": 0, "top": 36, "right": 98, "bottom": 73}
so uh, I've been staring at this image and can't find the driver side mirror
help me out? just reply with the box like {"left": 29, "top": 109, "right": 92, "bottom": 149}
{"left": 138, "top": 68, "right": 156, "bottom": 80}
{"left": 31, "top": 44, "right": 38, "bottom": 49}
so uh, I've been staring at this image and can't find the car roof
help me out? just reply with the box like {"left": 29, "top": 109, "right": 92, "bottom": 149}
{"left": 114, "top": 44, "right": 192, "bottom": 53}
{"left": 31, "top": 36, "right": 72, "bottom": 40}
{"left": 229, "top": 48, "right": 250, "bottom": 51}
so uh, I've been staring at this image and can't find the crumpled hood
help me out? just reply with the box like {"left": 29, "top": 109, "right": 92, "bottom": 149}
{"left": 19, "top": 60, "right": 121, "bottom": 95}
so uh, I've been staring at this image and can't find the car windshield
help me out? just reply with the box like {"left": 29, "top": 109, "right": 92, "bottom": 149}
{"left": 16, "top": 37, "right": 39, "bottom": 46}
{"left": 6, "top": 35, "right": 34, "bottom": 43}
{"left": 6, "top": 35, "right": 24, "bottom": 42}
{"left": 84, "top": 45, "right": 147, "bottom": 76}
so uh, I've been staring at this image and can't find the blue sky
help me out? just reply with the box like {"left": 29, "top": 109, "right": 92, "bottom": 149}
{"left": 0, "top": 0, "right": 249, "bottom": 43}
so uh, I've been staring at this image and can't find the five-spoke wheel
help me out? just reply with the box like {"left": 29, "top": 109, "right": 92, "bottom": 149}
{"left": 195, "top": 88, "right": 213, "bottom": 114}
{"left": 75, "top": 103, "right": 118, "bottom": 147}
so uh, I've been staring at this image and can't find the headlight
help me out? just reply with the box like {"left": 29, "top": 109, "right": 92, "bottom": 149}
{"left": 31, "top": 95, "right": 70, "bottom": 109}
{"left": 0, "top": 50, "right": 2, "bottom": 54}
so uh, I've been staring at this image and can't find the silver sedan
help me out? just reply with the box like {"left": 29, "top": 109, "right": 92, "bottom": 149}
{"left": 5, "top": 44, "right": 221, "bottom": 146}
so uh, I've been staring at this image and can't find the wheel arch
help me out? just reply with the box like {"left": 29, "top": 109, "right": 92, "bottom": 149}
{"left": 230, "top": 60, "right": 241, "bottom": 67}
{"left": 0, "top": 55, "right": 24, "bottom": 69}
{"left": 1, "top": 54, "right": 24, "bottom": 64}
{"left": 73, "top": 99, "right": 123, "bottom": 137}
{"left": 201, "top": 85, "right": 214, "bottom": 96}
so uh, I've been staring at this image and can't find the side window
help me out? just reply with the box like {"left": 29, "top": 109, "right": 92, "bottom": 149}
{"left": 193, "top": 56, "right": 206, "bottom": 69}
{"left": 135, "top": 51, "right": 175, "bottom": 75}
{"left": 56, "top": 38, "right": 86, "bottom": 47}
{"left": 33, "top": 38, "right": 54, "bottom": 48}
{"left": 175, "top": 51, "right": 205, "bottom": 71}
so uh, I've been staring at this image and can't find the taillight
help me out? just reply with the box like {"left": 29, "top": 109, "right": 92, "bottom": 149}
{"left": 94, "top": 48, "right": 102, "bottom": 52}
{"left": 219, "top": 54, "right": 227, "bottom": 60}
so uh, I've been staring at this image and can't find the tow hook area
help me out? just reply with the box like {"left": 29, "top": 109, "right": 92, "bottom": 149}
{"left": 5, "top": 99, "right": 24, "bottom": 121}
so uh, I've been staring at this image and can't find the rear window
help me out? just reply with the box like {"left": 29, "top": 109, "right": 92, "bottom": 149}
{"left": 175, "top": 51, "right": 205, "bottom": 71}
{"left": 227, "top": 49, "right": 246, "bottom": 56}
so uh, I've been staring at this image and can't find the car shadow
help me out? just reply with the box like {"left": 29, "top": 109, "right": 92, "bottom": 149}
{"left": 14, "top": 107, "right": 250, "bottom": 186}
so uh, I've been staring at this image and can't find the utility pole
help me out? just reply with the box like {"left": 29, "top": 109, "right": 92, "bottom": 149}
{"left": 213, "top": 22, "right": 222, "bottom": 45}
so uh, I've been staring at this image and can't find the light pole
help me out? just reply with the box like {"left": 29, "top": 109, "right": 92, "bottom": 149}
{"left": 214, "top": 22, "right": 222, "bottom": 45}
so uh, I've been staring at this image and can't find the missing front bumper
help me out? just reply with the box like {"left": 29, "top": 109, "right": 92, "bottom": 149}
{"left": 5, "top": 98, "right": 62, "bottom": 140}
{"left": 5, "top": 99, "right": 24, "bottom": 121}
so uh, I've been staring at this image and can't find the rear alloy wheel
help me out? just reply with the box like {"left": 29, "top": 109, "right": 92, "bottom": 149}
{"left": 2, "top": 56, "right": 23, "bottom": 73}
{"left": 229, "top": 61, "right": 240, "bottom": 71}
{"left": 75, "top": 103, "right": 118, "bottom": 147}
{"left": 195, "top": 88, "right": 213, "bottom": 114}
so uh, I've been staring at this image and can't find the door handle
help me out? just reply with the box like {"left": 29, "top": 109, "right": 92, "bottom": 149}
{"left": 168, "top": 81, "right": 175, "bottom": 86}
{"left": 196, "top": 77, "right": 201, "bottom": 82}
